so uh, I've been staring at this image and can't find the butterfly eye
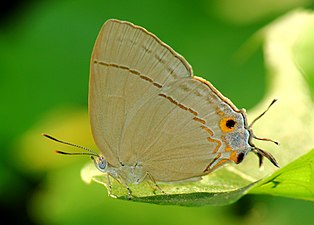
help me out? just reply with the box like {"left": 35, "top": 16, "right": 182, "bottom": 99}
{"left": 98, "top": 158, "right": 107, "bottom": 171}
{"left": 92, "top": 156, "right": 107, "bottom": 172}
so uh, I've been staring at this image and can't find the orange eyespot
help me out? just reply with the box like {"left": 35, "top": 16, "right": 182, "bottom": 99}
{"left": 219, "top": 117, "right": 236, "bottom": 132}
{"left": 229, "top": 150, "right": 238, "bottom": 163}
{"left": 229, "top": 151, "right": 245, "bottom": 164}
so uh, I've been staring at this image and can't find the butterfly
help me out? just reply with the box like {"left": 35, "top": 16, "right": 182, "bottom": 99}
{"left": 44, "top": 19, "right": 279, "bottom": 197}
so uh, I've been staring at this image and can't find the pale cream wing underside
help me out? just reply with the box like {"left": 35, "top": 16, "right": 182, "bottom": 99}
{"left": 119, "top": 78, "right": 235, "bottom": 181}
{"left": 89, "top": 19, "right": 193, "bottom": 166}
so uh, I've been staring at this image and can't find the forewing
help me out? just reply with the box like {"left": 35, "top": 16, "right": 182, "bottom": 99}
{"left": 89, "top": 19, "right": 193, "bottom": 166}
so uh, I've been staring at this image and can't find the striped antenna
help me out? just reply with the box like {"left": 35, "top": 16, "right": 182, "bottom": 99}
{"left": 42, "top": 134, "right": 99, "bottom": 157}
{"left": 249, "top": 99, "right": 279, "bottom": 146}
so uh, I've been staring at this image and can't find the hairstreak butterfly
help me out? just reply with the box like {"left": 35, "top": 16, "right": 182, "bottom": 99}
{"left": 44, "top": 19, "right": 279, "bottom": 197}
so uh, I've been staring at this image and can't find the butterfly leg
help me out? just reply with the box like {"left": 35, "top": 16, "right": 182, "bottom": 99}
{"left": 106, "top": 173, "right": 114, "bottom": 197}
{"left": 123, "top": 183, "right": 132, "bottom": 200}
{"left": 106, "top": 173, "right": 133, "bottom": 199}
{"left": 124, "top": 184, "right": 132, "bottom": 199}
{"left": 115, "top": 175, "right": 133, "bottom": 199}
{"left": 146, "top": 172, "right": 166, "bottom": 195}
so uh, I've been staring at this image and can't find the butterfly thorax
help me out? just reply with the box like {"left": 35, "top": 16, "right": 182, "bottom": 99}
{"left": 107, "top": 162, "right": 147, "bottom": 185}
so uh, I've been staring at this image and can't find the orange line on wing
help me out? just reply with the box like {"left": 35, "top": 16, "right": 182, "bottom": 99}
{"left": 207, "top": 137, "right": 221, "bottom": 153}
{"left": 188, "top": 108, "right": 198, "bottom": 116}
{"left": 158, "top": 93, "right": 198, "bottom": 116}
{"left": 203, "top": 153, "right": 221, "bottom": 172}
{"left": 200, "top": 125, "right": 214, "bottom": 136}
{"left": 94, "top": 60, "right": 163, "bottom": 88}
{"left": 193, "top": 117, "right": 206, "bottom": 124}
{"left": 200, "top": 125, "right": 221, "bottom": 153}
{"left": 211, "top": 159, "right": 229, "bottom": 171}
{"left": 221, "top": 136, "right": 232, "bottom": 152}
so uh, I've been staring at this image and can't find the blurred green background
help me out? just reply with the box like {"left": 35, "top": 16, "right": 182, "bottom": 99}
{"left": 1, "top": 0, "right": 314, "bottom": 224}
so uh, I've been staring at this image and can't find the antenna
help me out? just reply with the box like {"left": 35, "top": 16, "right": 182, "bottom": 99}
{"left": 249, "top": 99, "right": 279, "bottom": 146}
{"left": 249, "top": 98, "right": 278, "bottom": 129}
{"left": 42, "top": 134, "right": 99, "bottom": 157}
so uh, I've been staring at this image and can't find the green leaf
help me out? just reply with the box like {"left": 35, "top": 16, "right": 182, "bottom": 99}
{"left": 129, "top": 184, "right": 257, "bottom": 206}
{"left": 81, "top": 162, "right": 259, "bottom": 206}
{"left": 250, "top": 149, "right": 314, "bottom": 201}
{"left": 81, "top": 148, "right": 314, "bottom": 205}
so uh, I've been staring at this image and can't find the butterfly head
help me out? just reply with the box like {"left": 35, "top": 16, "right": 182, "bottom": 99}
{"left": 242, "top": 99, "right": 280, "bottom": 168}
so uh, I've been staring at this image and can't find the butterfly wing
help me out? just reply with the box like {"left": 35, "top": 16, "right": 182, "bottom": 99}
{"left": 119, "top": 76, "right": 251, "bottom": 181}
{"left": 89, "top": 19, "right": 193, "bottom": 167}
